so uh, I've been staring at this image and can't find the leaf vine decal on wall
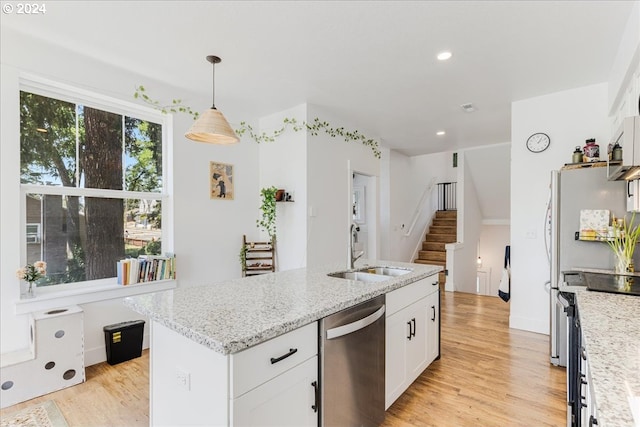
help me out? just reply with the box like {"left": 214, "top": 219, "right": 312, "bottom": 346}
{"left": 134, "top": 86, "right": 381, "bottom": 158}
{"left": 134, "top": 86, "right": 200, "bottom": 120}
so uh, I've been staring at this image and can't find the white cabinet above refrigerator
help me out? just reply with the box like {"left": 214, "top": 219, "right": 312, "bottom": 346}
{"left": 607, "top": 116, "right": 640, "bottom": 181}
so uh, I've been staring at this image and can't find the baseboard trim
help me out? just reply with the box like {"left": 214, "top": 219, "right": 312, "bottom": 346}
{"left": 509, "top": 315, "right": 549, "bottom": 335}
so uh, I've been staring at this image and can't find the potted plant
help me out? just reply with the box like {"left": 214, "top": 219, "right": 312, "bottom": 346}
{"left": 239, "top": 244, "right": 248, "bottom": 272}
{"left": 257, "top": 186, "right": 278, "bottom": 242}
{"left": 606, "top": 212, "right": 640, "bottom": 273}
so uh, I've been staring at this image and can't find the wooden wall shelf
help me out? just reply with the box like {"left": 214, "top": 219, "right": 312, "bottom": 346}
{"left": 242, "top": 235, "right": 275, "bottom": 277}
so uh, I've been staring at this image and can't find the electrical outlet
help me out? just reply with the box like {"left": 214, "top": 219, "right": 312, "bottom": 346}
{"left": 175, "top": 367, "right": 190, "bottom": 391}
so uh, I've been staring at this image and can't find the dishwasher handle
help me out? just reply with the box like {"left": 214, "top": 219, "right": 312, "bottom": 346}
{"left": 326, "top": 305, "right": 385, "bottom": 340}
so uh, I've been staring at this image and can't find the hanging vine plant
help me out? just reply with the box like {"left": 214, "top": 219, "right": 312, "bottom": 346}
{"left": 133, "top": 87, "right": 381, "bottom": 158}
{"left": 235, "top": 118, "right": 381, "bottom": 159}
{"left": 257, "top": 186, "right": 278, "bottom": 242}
{"left": 134, "top": 86, "right": 200, "bottom": 120}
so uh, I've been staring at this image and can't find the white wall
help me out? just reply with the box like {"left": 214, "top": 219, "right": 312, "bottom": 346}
{"left": 449, "top": 153, "right": 482, "bottom": 294}
{"left": 511, "top": 83, "right": 609, "bottom": 334}
{"left": 306, "top": 104, "right": 380, "bottom": 268}
{"left": 478, "top": 224, "right": 511, "bottom": 297}
{"left": 258, "top": 105, "right": 308, "bottom": 270}
{"left": 0, "top": 28, "right": 260, "bottom": 361}
{"left": 465, "top": 143, "right": 511, "bottom": 222}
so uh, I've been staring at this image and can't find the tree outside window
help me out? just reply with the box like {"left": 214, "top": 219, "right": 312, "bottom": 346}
{"left": 20, "top": 90, "right": 165, "bottom": 287}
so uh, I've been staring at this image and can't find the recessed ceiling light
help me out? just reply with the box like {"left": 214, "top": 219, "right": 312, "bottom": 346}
{"left": 436, "top": 131, "right": 446, "bottom": 136}
{"left": 437, "top": 51, "right": 452, "bottom": 61}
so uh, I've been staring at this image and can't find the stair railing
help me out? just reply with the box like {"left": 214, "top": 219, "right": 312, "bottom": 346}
{"left": 436, "top": 182, "right": 457, "bottom": 211}
{"left": 404, "top": 178, "right": 437, "bottom": 237}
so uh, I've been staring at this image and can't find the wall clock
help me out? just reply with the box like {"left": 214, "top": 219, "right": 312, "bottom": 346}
{"left": 526, "top": 132, "right": 550, "bottom": 153}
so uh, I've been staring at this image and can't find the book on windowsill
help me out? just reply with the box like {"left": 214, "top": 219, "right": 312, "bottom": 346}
{"left": 117, "top": 253, "right": 176, "bottom": 285}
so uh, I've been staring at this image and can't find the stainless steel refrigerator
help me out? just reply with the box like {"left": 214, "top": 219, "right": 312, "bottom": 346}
{"left": 547, "top": 166, "right": 627, "bottom": 366}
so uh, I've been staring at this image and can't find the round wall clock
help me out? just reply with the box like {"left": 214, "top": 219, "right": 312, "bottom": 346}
{"left": 526, "top": 132, "right": 550, "bottom": 153}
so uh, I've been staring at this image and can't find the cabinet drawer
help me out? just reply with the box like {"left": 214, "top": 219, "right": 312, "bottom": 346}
{"left": 231, "top": 356, "right": 318, "bottom": 427}
{"left": 386, "top": 274, "right": 438, "bottom": 317}
{"left": 231, "top": 322, "right": 318, "bottom": 398}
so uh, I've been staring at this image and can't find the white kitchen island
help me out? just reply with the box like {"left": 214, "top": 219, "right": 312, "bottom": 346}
{"left": 124, "top": 260, "right": 442, "bottom": 426}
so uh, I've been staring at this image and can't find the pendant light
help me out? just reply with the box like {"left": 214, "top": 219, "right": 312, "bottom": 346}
{"left": 185, "top": 55, "right": 240, "bottom": 144}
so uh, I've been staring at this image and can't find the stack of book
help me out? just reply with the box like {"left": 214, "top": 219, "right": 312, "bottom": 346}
{"left": 117, "top": 253, "right": 176, "bottom": 285}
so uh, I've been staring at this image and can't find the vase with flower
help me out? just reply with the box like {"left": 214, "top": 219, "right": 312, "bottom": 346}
{"left": 16, "top": 260, "right": 47, "bottom": 299}
{"left": 605, "top": 213, "right": 640, "bottom": 274}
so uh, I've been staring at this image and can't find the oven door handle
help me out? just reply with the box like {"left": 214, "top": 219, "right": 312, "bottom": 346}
{"left": 557, "top": 292, "right": 570, "bottom": 309}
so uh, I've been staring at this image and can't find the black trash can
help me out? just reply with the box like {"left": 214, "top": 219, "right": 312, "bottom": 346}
{"left": 103, "top": 320, "right": 145, "bottom": 365}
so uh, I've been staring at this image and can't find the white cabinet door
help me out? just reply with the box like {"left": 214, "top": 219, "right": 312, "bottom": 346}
{"left": 385, "top": 297, "right": 429, "bottom": 409}
{"left": 232, "top": 356, "right": 318, "bottom": 427}
{"left": 385, "top": 310, "right": 409, "bottom": 409}
{"left": 385, "top": 280, "right": 441, "bottom": 410}
{"left": 425, "top": 289, "right": 440, "bottom": 365}
{"left": 405, "top": 301, "right": 428, "bottom": 383}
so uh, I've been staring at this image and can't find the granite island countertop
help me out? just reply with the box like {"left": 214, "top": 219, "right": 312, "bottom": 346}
{"left": 124, "top": 260, "right": 441, "bottom": 355}
{"left": 560, "top": 282, "right": 640, "bottom": 427}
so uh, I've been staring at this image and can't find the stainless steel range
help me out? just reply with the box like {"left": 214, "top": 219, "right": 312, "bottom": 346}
{"left": 582, "top": 271, "right": 640, "bottom": 296}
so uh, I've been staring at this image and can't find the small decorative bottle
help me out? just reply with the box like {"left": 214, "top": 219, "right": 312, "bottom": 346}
{"left": 572, "top": 146, "right": 583, "bottom": 163}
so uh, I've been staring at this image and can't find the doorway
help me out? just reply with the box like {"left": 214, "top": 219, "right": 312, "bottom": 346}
{"left": 351, "top": 172, "right": 377, "bottom": 260}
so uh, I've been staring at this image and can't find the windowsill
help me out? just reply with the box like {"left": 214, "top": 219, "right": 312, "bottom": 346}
{"left": 14, "top": 279, "right": 177, "bottom": 315}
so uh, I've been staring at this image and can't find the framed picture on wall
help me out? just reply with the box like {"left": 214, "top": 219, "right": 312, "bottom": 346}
{"left": 210, "top": 161, "right": 234, "bottom": 200}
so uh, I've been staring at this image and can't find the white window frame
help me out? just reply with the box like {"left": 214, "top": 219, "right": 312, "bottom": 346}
{"left": 16, "top": 74, "right": 175, "bottom": 313}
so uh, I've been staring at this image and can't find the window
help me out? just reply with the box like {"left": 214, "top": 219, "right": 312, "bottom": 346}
{"left": 20, "top": 82, "right": 170, "bottom": 289}
{"left": 26, "top": 224, "right": 41, "bottom": 244}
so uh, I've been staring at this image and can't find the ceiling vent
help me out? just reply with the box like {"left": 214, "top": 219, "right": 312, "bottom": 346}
{"left": 460, "top": 103, "right": 476, "bottom": 113}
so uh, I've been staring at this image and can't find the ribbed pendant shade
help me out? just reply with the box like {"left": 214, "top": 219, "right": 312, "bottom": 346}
{"left": 185, "top": 55, "right": 240, "bottom": 145}
{"left": 185, "top": 108, "right": 239, "bottom": 144}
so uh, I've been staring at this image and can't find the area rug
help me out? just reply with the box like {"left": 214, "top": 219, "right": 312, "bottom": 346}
{"left": 0, "top": 400, "right": 68, "bottom": 427}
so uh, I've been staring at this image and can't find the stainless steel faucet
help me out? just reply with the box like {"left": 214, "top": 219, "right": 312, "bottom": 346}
{"left": 349, "top": 223, "right": 364, "bottom": 269}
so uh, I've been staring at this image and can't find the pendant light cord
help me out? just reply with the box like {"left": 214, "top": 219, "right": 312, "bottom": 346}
{"left": 211, "top": 60, "right": 217, "bottom": 110}
{"left": 206, "top": 55, "right": 221, "bottom": 110}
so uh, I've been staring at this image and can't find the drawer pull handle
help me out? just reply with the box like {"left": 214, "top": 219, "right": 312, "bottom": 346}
{"left": 432, "top": 281, "right": 438, "bottom": 286}
{"left": 407, "top": 321, "right": 412, "bottom": 340}
{"left": 311, "top": 381, "right": 319, "bottom": 413}
{"left": 411, "top": 318, "right": 416, "bottom": 338}
{"left": 270, "top": 348, "right": 298, "bottom": 364}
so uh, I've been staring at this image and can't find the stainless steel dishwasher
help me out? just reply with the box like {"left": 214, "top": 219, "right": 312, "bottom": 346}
{"left": 319, "top": 294, "right": 385, "bottom": 427}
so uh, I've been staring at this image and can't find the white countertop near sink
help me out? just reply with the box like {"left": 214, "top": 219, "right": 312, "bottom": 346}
{"left": 124, "top": 260, "right": 441, "bottom": 355}
{"left": 560, "top": 282, "right": 640, "bottom": 427}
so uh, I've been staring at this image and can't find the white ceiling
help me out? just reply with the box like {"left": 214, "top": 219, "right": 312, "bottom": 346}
{"left": 2, "top": 1, "right": 634, "bottom": 156}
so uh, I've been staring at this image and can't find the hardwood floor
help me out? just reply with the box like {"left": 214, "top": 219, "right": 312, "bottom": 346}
{"left": 382, "top": 292, "right": 567, "bottom": 427}
{"left": 0, "top": 349, "right": 150, "bottom": 426}
{"left": 1, "top": 292, "right": 566, "bottom": 426}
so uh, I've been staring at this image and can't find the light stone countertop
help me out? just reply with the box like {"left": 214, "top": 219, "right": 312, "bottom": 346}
{"left": 560, "top": 282, "right": 640, "bottom": 427}
{"left": 124, "top": 260, "right": 441, "bottom": 355}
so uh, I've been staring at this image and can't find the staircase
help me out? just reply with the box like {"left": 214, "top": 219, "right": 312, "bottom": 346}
{"left": 414, "top": 210, "right": 457, "bottom": 285}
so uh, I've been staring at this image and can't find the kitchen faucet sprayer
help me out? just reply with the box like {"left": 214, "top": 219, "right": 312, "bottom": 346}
{"left": 349, "top": 223, "right": 363, "bottom": 269}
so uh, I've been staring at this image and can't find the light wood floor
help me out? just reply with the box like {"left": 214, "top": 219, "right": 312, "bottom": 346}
{"left": 382, "top": 292, "right": 566, "bottom": 427}
{"left": 1, "top": 292, "right": 566, "bottom": 426}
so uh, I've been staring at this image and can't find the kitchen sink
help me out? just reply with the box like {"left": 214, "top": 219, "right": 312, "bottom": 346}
{"left": 356, "top": 266, "right": 412, "bottom": 277}
{"left": 328, "top": 266, "right": 412, "bottom": 283}
{"left": 327, "top": 271, "right": 390, "bottom": 283}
